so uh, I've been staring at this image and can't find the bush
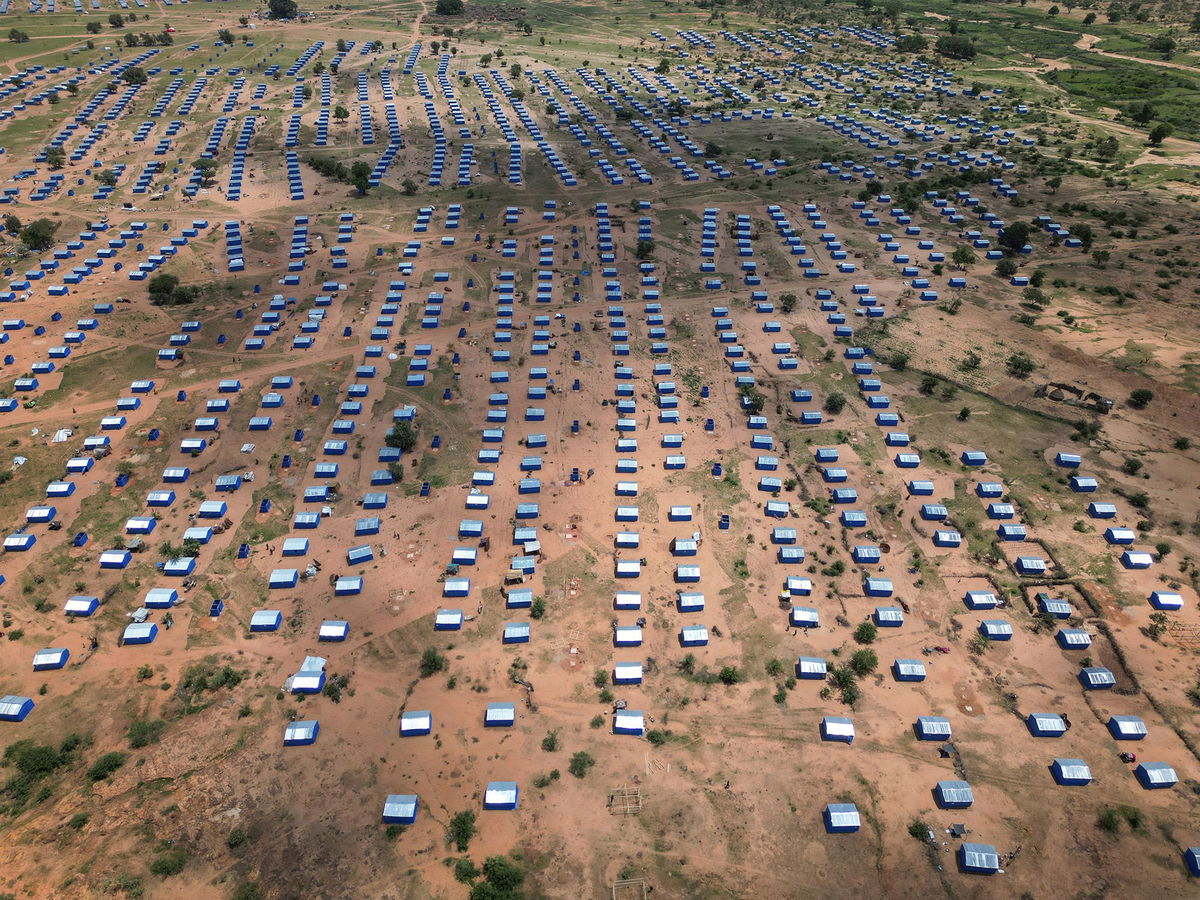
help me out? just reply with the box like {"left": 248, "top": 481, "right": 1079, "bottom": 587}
{"left": 567, "top": 751, "right": 595, "bottom": 778}
{"left": 480, "top": 856, "right": 524, "bottom": 892}
{"left": 593, "top": 669, "right": 609, "bottom": 688}
{"left": 823, "top": 392, "right": 846, "bottom": 414}
{"left": 87, "top": 752, "right": 127, "bottom": 781}
{"left": 232, "top": 884, "right": 262, "bottom": 900}
{"left": 540, "top": 731, "right": 559, "bottom": 752}
{"left": 1097, "top": 807, "right": 1121, "bottom": 833}
{"left": 854, "top": 622, "right": 878, "bottom": 644}
{"left": 419, "top": 647, "right": 447, "bottom": 678}
{"left": 127, "top": 719, "right": 166, "bottom": 749}
{"left": 226, "top": 827, "right": 248, "bottom": 849}
{"left": 69, "top": 813, "right": 89, "bottom": 829}
{"left": 589, "top": 715, "right": 605, "bottom": 729}
{"left": 849, "top": 649, "right": 878, "bottom": 676}
{"left": 448, "top": 810, "right": 477, "bottom": 851}
{"left": 718, "top": 666, "right": 741, "bottom": 685}
{"left": 149, "top": 849, "right": 188, "bottom": 877}
{"left": 1128, "top": 389, "right": 1153, "bottom": 409}
{"left": 765, "top": 658, "right": 785, "bottom": 677}
{"left": 454, "top": 857, "right": 480, "bottom": 884}
{"left": 529, "top": 597, "right": 546, "bottom": 619}
{"left": 646, "top": 729, "right": 668, "bottom": 746}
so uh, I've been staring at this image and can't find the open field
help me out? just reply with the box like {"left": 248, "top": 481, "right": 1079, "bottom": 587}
{"left": 0, "top": 0, "right": 1199, "bottom": 898}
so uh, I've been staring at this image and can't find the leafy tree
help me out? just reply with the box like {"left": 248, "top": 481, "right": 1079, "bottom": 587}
{"left": 509, "top": 63, "right": 521, "bottom": 78}
{"left": 44, "top": 145, "right": 66, "bottom": 169}
{"left": 108, "top": 12, "right": 124, "bottom": 27}
{"left": 218, "top": 28, "right": 234, "bottom": 44}
{"left": 1129, "top": 102, "right": 1155, "bottom": 126}
{"left": 1128, "top": 388, "right": 1153, "bottom": 409}
{"left": 267, "top": 0, "right": 298, "bottom": 19}
{"left": 635, "top": 239, "right": 655, "bottom": 260}
{"left": 894, "top": 33, "right": 927, "bottom": 53}
{"left": 1148, "top": 35, "right": 1175, "bottom": 58}
{"left": 1047, "top": 4, "right": 1059, "bottom": 15}
{"left": 86, "top": 21, "right": 102, "bottom": 34}
{"left": 193, "top": 157, "right": 218, "bottom": 186}
{"left": 121, "top": 66, "right": 147, "bottom": 85}
{"left": 2, "top": 213, "right": 20, "bottom": 234}
{"left": 999, "top": 221, "right": 1030, "bottom": 254}
{"left": 19, "top": 218, "right": 58, "bottom": 251}
{"left": 935, "top": 35, "right": 976, "bottom": 59}
{"left": 386, "top": 420, "right": 418, "bottom": 451}
{"left": 7, "top": 28, "right": 29, "bottom": 43}
{"left": 402, "top": 177, "right": 418, "bottom": 195}
{"left": 350, "top": 161, "right": 371, "bottom": 195}
{"left": 333, "top": 104, "right": 350, "bottom": 122}
{"left": 1005, "top": 351, "right": 1036, "bottom": 378}
{"left": 952, "top": 245, "right": 976, "bottom": 269}
{"left": 435, "top": 0, "right": 464, "bottom": 13}
{"left": 1148, "top": 123, "right": 1174, "bottom": 146}
{"left": 96, "top": 169, "right": 118, "bottom": 187}
{"left": 823, "top": 392, "right": 846, "bottom": 414}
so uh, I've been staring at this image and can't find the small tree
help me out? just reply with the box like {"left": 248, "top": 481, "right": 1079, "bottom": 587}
{"left": 401, "top": 178, "right": 418, "bottom": 196}
{"left": 1128, "top": 388, "right": 1153, "bottom": 409}
{"left": 333, "top": 104, "right": 350, "bottom": 122}
{"left": 435, "top": 0, "right": 464, "bottom": 13}
{"left": 823, "top": 392, "right": 846, "bottom": 414}
{"left": 218, "top": 28, "right": 234, "bottom": 44}
{"left": 121, "top": 66, "right": 147, "bottom": 85}
{"left": 2, "top": 214, "right": 21, "bottom": 234}
{"left": 109, "top": 12, "right": 125, "bottom": 27}
{"left": 86, "top": 21, "right": 102, "bottom": 34}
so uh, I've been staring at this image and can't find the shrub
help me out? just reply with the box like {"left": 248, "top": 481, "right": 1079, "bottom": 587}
{"left": 589, "top": 715, "right": 605, "bottom": 729}
{"left": 227, "top": 827, "right": 248, "bottom": 849}
{"left": 540, "top": 731, "right": 559, "bottom": 752}
{"left": 529, "top": 597, "right": 546, "bottom": 619}
{"left": 718, "top": 666, "right": 741, "bottom": 685}
{"left": 87, "top": 752, "right": 127, "bottom": 781}
{"left": 593, "top": 669, "right": 609, "bottom": 688}
{"left": 419, "top": 648, "right": 447, "bottom": 678}
{"left": 849, "top": 649, "right": 878, "bottom": 677}
{"left": 127, "top": 719, "right": 166, "bottom": 749}
{"left": 69, "top": 813, "right": 89, "bottom": 829}
{"left": 823, "top": 392, "right": 846, "bottom": 414}
{"left": 567, "top": 751, "right": 595, "bottom": 778}
{"left": 454, "top": 857, "right": 480, "bottom": 883}
{"left": 854, "top": 622, "right": 878, "bottom": 644}
{"left": 1097, "top": 807, "right": 1121, "bottom": 833}
{"left": 1128, "top": 389, "right": 1153, "bottom": 409}
{"left": 148, "top": 848, "right": 188, "bottom": 877}
{"left": 646, "top": 730, "right": 668, "bottom": 746}
{"left": 448, "top": 810, "right": 477, "bottom": 851}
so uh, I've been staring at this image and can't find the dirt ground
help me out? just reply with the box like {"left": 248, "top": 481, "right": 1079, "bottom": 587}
{"left": 0, "top": 3, "right": 1198, "bottom": 900}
